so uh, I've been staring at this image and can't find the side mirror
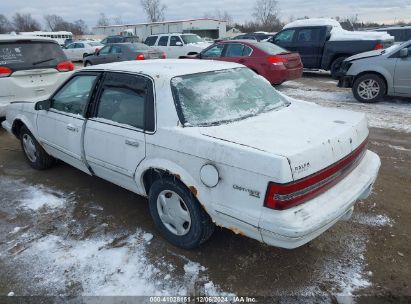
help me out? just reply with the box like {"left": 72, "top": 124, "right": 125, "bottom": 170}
{"left": 176, "top": 41, "right": 183, "bottom": 46}
{"left": 400, "top": 48, "right": 408, "bottom": 58}
{"left": 35, "top": 99, "right": 51, "bottom": 111}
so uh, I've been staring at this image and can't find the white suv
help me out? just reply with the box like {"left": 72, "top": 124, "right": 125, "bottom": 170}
{"left": 144, "top": 33, "right": 211, "bottom": 58}
{"left": 0, "top": 35, "right": 74, "bottom": 117}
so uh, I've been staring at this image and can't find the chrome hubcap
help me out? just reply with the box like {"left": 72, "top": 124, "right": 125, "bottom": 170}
{"left": 357, "top": 79, "right": 380, "bottom": 100}
{"left": 157, "top": 190, "right": 191, "bottom": 236}
{"left": 22, "top": 134, "right": 37, "bottom": 162}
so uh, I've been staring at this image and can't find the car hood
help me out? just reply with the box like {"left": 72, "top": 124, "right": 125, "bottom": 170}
{"left": 199, "top": 101, "right": 368, "bottom": 180}
{"left": 346, "top": 49, "right": 384, "bottom": 61}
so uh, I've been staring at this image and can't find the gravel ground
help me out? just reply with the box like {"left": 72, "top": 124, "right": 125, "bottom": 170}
{"left": 0, "top": 72, "right": 410, "bottom": 302}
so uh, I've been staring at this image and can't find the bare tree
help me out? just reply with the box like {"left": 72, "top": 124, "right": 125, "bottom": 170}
{"left": 96, "top": 13, "right": 110, "bottom": 26}
{"left": 252, "top": 0, "right": 282, "bottom": 31}
{"left": 204, "top": 9, "right": 233, "bottom": 27}
{"left": 12, "top": 13, "right": 41, "bottom": 32}
{"left": 44, "top": 14, "right": 65, "bottom": 31}
{"left": 140, "top": 0, "right": 166, "bottom": 22}
{"left": 113, "top": 15, "right": 125, "bottom": 25}
{"left": 0, "top": 14, "right": 13, "bottom": 33}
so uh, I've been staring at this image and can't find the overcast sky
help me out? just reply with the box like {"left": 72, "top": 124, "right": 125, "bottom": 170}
{"left": 2, "top": 0, "right": 411, "bottom": 28}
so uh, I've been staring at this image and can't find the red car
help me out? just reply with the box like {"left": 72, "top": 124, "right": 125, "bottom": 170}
{"left": 194, "top": 40, "right": 303, "bottom": 85}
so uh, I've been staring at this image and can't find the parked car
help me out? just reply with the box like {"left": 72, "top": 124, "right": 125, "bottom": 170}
{"left": 144, "top": 33, "right": 211, "bottom": 58}
{"left": 189, "top": 40, "right": 303, "bottom": 85}
{"left": 2, "top": 60, "right": 380, "bottom": 249}
{"left": 83, "top": 42, "right": 165, "bottom": 66}
{"left": 63, "top": 41, "right": 104, "bottom": 62}
{"left": 101, "top": 35, "right": 140, "bottom": 44}
{"left": 373, "top": 26, "right": 411, "bottom": 44}
{"left": 234, "top": 32, "right": 274, "bottom": 42}
{"left": 270, "top": 18, "right": 394, "bottom": 78}
{"left": 0, "top": 34, "right": 74, "bottom": 118}
{"left": 338, "top": 40, "right": 411, "bottom": 103}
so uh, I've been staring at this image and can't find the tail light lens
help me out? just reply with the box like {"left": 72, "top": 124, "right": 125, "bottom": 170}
{"left": 161, "top": 52, "right": 166, "bottom": 59}
{"left": 264, "top": 139, "right": 368, "bottom": 210}
{"left": 56, "top": 61, "right": 74, "bottom": 72}
{"left": 136, "top": 54, "right": 145, "bottom": 60}
{"left": 267, "top": 56, "right": 287, "bottom": 65}
{"left": 95, "top": 47, "right": 100, "bottom": 53}
{"left": 0, "top": 66, "right": 12, "bottom": 77}
{"left": 374, "top": 43, "right": 383, "bottom": 50}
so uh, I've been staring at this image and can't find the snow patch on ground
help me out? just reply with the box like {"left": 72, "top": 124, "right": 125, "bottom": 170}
{"left": 0, "top": 177, "right": 233, "bottom": 297}
{"left": 278, "top": 83, "right": 411, "bottom": 133}
{"left": 352, "top": 212, "right": 393, "bottom": 227}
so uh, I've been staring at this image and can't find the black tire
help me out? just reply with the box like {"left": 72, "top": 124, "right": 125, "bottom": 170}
{"left": 352, "top": 74, "right": 386, "bottom": 103}
{"left": 330, "top": 57, "right": 347, "bottom": 79}
{"left": 148, "top": 176, "right": 215, "bottom": 249}
{"left": 84, "top": 61, "right": 91, "bottom": 67}
{"left": 82, "top": 53, "right": 88, "bottom": 58}
{"left": 20, "top": 126, "right": 55, "bottom": 170}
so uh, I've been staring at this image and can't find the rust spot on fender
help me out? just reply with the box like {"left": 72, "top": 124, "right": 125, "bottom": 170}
{"left": 189, "top": 186, "right": 198, "bottom": 197}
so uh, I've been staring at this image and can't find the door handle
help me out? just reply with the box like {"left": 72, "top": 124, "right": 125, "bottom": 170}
{"left": 125, "top": 139, "right": 139, "bottom": 147}
{"left": 66, "top": 124, "right": 77, "bottom": 132}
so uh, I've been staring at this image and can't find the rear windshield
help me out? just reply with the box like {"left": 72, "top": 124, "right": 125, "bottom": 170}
{"left": 0, "top": 41, "right": 67, "bottom": 71}
{"left": 171, "top": 68, "right": 288, "bottom": 127}
{"left": 255, "top": 42, "right": 289, "bottom": 54}
{"left": 128, "top": 43, "right": 152, "bottom": 51}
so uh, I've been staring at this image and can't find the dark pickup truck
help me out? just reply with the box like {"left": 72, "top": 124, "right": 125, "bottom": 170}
{"left": 269, "top": 19, "right": 394, "bottom": 78}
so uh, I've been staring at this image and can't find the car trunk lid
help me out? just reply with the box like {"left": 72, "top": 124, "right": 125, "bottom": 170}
{"left": 199, "top": 101, "right": 368, "bottom": 181}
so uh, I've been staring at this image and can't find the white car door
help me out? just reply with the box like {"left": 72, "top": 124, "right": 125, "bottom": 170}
{"left": 83, "top": 72, "right": 153, "bottom": 192}
{"left": 168, "top": 35, "right": 185, "bottom": 58}
{"left": 64, "top": 43, "right": 76, "bottom": 61}
{"left": 394, "top": 44, "right": 411, "bottom": 95}
{"left": 156, "top": 36, "right": 170, "bottom": 57}
{"left": 37, "top": 72, "right": 101, "bottom": 174}
{"left": 74, "top": 43, "right": 85, "bottom": 61}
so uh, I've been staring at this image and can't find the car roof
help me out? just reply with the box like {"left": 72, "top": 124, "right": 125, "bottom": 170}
{"left": 148, "top": 33, "right": 197, "bottom": 37}
{"left": 0, "top": 34, "right": 56, "bottom": 43}
{"left": 218, "top": 39, "right": 258, "bottom": 44}
{"left": 82, "top": 59, "right": 243, "bottom": 79}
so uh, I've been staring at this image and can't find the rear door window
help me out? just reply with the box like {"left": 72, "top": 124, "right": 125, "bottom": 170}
{"left": 225, "top": 44, "right": 246, "bottom": 57}
{"left": 296, "top": 29, "right": 321, "bottom": 42}
{"left": 158, "top": 36, "right": 169, "bottom": 46}
{"left": 110, "top": 46, "right": 122, "bottom": 54}
{"left": 0, "top": 41, "right": 67, "bottom": 71}
{"left": 145, "top": 36, "right": 158, "bottom": 46}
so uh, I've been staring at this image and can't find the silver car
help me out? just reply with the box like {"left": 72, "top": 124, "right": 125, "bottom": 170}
{"left": 338, "top": 40, "right": 411, "bottom": 102}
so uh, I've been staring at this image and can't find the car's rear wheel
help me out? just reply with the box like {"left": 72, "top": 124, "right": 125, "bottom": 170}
{"left": 330, "top": 57, "right": 347, "bottom": 79}
{"left": 148, "top": 176, "right": 214, "bottom": 249}
{"left": 20, "top": 126, "right": 56, "bottom": 170}
{"left": 352, "top": 74, "right": 386, "bottom": 103}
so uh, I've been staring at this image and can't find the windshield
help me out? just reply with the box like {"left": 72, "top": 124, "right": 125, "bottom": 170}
{"left": 256, "top": 42, "right": 289, "bottom": 54}
{"left": 171, "top": 68, "right": 289, "bottom": 127}
{"left": 0, "top": 41, "right": 66, "bottom": 71}
{"left": 181, "top": 35, "right": 203, "bottom": 44}
{"left": 87, "top": 42, "right": 102, "bottom": 46}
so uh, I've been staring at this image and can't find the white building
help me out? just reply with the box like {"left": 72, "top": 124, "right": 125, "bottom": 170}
{"left": 92, "top": 18, "right": 227, "bottom": 41}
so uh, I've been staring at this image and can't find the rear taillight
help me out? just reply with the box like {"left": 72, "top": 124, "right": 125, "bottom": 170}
{"left": 267, "top": 56, "right": 287, "bottom": 65}
{"left": 95, "top": 47, "right": 100, "bottom": 53}
{"left": 0, "top": 66, "right": 12, "bottom": 77}
{"left": 136, "top": 54, "right": 145, "bottom": 60}
{"left": 264, "top": 139, "right": 368, "bottom": 210}
{"left": 374, "top": 43, "right": 383, "bottom": 50}
{"left": 161, "top": 52, "right": 166, "bottom": 59}
{"left": 56, "top": 61, "right": 74, "bottom": 72}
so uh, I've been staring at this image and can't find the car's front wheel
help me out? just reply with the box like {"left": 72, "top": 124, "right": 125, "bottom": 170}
{"left": 352, "top": 74, "right": 386, "bottom": 103}
{"left": 20, "top": 126, "right": 56, "bottom": 170}
{"left": 148, "top": 176, "right": 215, "bottom": 249}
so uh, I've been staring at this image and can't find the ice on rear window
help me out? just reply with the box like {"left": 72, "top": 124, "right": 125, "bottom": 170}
{"left": 171, "top": 68, "right": 288, "bottom": 127}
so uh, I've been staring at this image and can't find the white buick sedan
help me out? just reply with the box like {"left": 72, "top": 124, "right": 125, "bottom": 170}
{"left": 2, "top": 60, "right": 381, "bottom": 249}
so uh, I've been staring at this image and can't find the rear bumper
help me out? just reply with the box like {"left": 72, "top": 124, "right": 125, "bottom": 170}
{"left": 338, "top": 75, "right": 354, "bottom": 88}
{"left": 0, "top": 104, "right": 7, "bottom": 118}
{"left": 265, "top": 65, "right": 303, "bottom": 85}
{"left": 258, "top": 150, "right": 380, "bottom": 249}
